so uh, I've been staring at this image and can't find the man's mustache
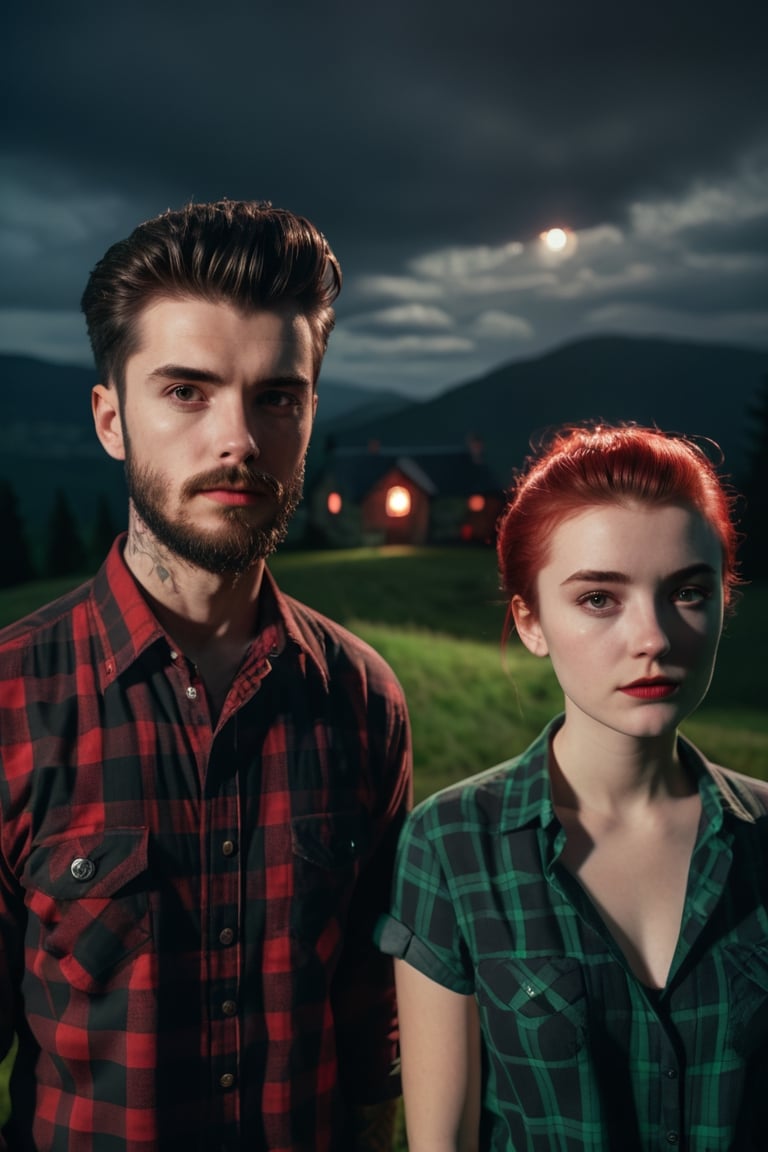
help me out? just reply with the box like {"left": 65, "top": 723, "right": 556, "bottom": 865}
{"left": 181, "top": 466, "right": 283, "bottom": 501}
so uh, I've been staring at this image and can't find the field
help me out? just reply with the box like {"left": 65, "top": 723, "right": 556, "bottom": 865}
{"left": 2, "top": 546, "right": 767, "bottom": 1150}
{"left": 3, "top": 545, "right": 765, "bottom": 797}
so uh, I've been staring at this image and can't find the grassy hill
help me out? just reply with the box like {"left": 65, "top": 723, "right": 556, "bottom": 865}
{"left": 2, "top": 546, "right": 766, "bottom": 795}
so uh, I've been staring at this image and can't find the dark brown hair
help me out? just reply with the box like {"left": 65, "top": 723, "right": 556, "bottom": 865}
{"left": 81, "top": 199, "right": 342, "bottom": 389}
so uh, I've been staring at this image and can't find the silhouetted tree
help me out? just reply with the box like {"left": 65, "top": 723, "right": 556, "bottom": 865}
{"left": 0, "top": 479, "right": 35, "bottom": 587}
{"left": 739, "top": 374, "right": 768, "bottom": 581}
{"left": 45, "top": 489, "right": 87, "bottom": 578}
{"left": 89, "top": 493, "right": 119, "bottom": 568}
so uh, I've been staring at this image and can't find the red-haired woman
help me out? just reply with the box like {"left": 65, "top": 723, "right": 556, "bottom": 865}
{"left": 377, "top": 425, "right": 768, "bottom": 1151}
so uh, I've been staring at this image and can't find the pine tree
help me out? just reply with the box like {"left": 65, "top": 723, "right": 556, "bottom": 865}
{"left": 45, "top": 489, "right": 87, "bottom": 578}
{"left": 739, "top": 374, "right": 768, "bottom": 582}
{"left": 0, "top": 479, "right": 35, "bottom": 587}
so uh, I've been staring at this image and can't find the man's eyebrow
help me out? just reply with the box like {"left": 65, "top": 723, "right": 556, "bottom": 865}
{"left": 146, "top": 366, "right": 313, "bottom": 389}
{"left": 561, "top": 563, "right": 718, "bottom": 587}
{"left": 148, "top": 364, "right": 223, "bottom": 383}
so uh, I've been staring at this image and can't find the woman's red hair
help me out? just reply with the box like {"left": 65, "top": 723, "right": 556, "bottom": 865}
{"left": 497, "top": 424, "right": 741, "bottom": 621}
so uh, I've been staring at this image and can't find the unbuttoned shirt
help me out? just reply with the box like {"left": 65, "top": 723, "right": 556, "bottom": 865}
{"left": 0, "top": 537, "right": 411, "bottom": 1152}
{"left": 377, "top": 718, "right": 768, "bottom": 1151}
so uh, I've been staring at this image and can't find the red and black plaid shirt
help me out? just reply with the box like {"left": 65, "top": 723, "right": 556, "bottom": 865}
{"left": 0, "top": 538, "right": 411, "bottom": 1152}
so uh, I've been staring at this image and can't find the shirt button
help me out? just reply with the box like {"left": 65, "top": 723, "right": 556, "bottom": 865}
{"left": 70, "top": 857, "right": 96, "bottom": 881}
{"left": 666, "top": 1133, "right": 679, "bottom": 1145}
{"left": 186, "top": 686, "right": 198, "bottom": 700}
{"left": 169, "top": 650, "right": 178, "bottom": 661}
{"left": 222, "top": 1000, "right": 237, "bottom": 1017}
{"left": 665, "top": 1067, "right": 678, "bottom": 1079}
{"left": 222, "top": 840, "right": 237, "bottom": 857}
{"left": 219, "top": 1073, "right": 235, "bottom": 1089}
{"left": 219, "top": 928, "right": 235, "bottom": 946}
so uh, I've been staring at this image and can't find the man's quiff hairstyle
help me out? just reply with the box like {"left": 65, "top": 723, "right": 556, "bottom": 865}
{"left": 80, "top": 199, "right": 342, "bottom": 389}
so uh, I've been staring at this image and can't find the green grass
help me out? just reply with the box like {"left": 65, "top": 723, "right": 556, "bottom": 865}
{"left": 2, "top": 547, "right": 767, "bottom": 790}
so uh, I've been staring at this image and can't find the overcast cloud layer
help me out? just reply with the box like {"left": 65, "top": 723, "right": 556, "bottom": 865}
{"left": 3, "top": 0, "right": 767, "bottom": 396}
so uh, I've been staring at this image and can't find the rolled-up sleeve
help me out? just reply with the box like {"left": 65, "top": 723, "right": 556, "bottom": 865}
{"left": 375, "top": 802, "right": 474, "bottom": 995}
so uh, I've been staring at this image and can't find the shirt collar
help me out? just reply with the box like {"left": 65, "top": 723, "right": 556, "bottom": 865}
{"left": 495, "top": 715, "right": 758, "bottom": 835}
{"left": 91, "top": 534, "right": 329, "bottom": 693}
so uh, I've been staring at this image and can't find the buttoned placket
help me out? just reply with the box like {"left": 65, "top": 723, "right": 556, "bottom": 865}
{"left": 169, "top": 643, "right": 245, "bottom": 1127}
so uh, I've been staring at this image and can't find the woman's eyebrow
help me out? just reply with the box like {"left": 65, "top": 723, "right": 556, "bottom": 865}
{"left": 561, "top": 562, "right": 717, "bottom": 587}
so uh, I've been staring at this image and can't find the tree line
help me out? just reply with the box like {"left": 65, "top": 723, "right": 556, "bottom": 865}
{"left": 0, "top": 481, "right": 120, "bottom": 589}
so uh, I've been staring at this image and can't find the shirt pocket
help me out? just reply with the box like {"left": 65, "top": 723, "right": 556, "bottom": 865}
{"left": 476, "top": 955, "right": 588, "bottom": 1064}
{"left": 724, "top": 941, "right": 768, "bottom": 1057}
{"left": 23, "top": 827, "right": 152, "bottom": 993}
{"left": 290, "top": 810, "right": 368, "bottom": 946}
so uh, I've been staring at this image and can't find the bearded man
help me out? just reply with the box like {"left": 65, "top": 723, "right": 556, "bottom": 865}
{"left": 0, "top": 201, "right": 412, "bottom": 1152}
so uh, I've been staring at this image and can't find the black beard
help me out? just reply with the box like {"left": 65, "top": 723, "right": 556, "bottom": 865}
{"left": 124, "top": 455, "right": 305, "bottom": 576}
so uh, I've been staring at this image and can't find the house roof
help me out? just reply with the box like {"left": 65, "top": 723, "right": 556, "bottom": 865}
{"left": 321, "top": 445, "right": 503, "bottom": 501}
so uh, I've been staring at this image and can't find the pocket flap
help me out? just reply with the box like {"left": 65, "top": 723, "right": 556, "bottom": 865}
{"left": 291, "top": 811, "right": 368, "bottom": 869}
{"left": 25, "top": 828, "right": 149, "bottom": 900}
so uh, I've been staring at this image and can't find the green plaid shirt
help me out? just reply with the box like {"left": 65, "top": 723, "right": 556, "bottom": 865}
{"left": 377, "top": 718, "right": 768, "bottom": 1151}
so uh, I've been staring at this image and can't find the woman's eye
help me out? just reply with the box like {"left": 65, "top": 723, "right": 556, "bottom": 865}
{"left": 580, "top": 592, "right": 611, "bottom": 610}
{"left": 676, "top": 586, "right": 708, "bottom": 604}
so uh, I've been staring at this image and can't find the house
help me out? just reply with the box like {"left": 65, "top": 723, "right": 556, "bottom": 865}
{"left": 308, "top": 439, "right": 505, "bottom": 546}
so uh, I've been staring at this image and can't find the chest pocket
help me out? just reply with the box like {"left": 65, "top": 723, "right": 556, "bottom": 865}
{"left": 23, "top": 827, "right": 152, "bottom": 993}
{"left": 476, "top": 954, "right": 588, "bottom": 1064}
{"left": 725, "top": 942, "right": 768, "bottom": 1057}
{"left": 290, "top": 811, "right": 368, "bottom": 945}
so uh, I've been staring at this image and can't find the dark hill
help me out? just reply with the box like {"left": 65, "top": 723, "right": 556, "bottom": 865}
{"left": 333, "top": 335, "right": 768, "bottom": 486}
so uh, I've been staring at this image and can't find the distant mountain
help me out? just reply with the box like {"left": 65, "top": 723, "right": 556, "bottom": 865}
{"left": 314, "top": 376, "right": 408, "bottom": 426}
{"left": 0, "top": 354, "right": 408, "bottom": 535}
{"left": 331, "top": 335, "right": 768, "bottom": 487}
{"left": 3, "top": 338, "right": 765, "bottom": 549}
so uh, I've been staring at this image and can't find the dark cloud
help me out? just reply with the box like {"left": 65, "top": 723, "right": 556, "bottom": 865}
{"left": 2, "top": 0, "right": 767, "bottom": 393}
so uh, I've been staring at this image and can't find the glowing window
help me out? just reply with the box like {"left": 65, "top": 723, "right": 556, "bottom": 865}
{"left": 467, "top": 494, "right": 485, "bottom": 512}
{"left": 385, "top": 486, "right": 411, "bottom": 517}
{"left": 327, "top": 491, "right": 342, "bottom": 515}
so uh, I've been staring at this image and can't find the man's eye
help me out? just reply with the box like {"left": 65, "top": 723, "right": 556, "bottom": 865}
{"left": 171, "top": 385, "right": 203, "bottom": 402}
{"left": 261, "top": 391, "right": 301, "bottom": 408}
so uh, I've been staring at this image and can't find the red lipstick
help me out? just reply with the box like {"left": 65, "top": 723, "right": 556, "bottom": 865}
{"left": 619, "top": 678, "right": 678, "bottom": 700}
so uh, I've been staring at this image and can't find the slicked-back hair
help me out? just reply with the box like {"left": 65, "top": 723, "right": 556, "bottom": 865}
{"left": 497, "top": 423, "right": 741, "bottom": 625}
{"left": 80, "top": 200, "right": 342, "bottom": 390}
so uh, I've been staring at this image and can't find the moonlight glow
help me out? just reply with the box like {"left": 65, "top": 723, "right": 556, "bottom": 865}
{"left": 542, "top": 227, "right": 568, "bottom": 251}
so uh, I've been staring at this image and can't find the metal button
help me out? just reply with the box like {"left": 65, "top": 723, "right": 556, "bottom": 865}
{"left": 219, "top": 1073, "right": 235, "bottom": 1089}
{"left": 169, "top": 650, "right": 178, "bottom": 661}
{"left": 222, "top": 840, "right": 237, "bottom": 857}
{"left": 665, "top": 1067, "right": 678, "bottom": 1079}
{"left": 219, "top": 929, "right": 235, "bottom": 946}
{"left": 70, "top": 857, "right": 96, "bottom": 882}
{"left": 222, "top": 1000, "right": 237, "bottom": 1017}
{"left": 666, "top": 1133, "right": 679, "bottom": 1145}
{"left": 186, "top": 686, "right": 198, "bottom": 700}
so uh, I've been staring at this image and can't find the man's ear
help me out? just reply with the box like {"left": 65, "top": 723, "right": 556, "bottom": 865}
{"left": 510, "top": 595, "right": 549, "bottom": 658}
{"left": 92, "top": 384, "right": 126, "bottom": 462}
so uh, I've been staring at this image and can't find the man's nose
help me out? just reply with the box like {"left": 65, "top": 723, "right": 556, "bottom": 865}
{"left": 216, "top": 397, "right": 259, "bottom": 463}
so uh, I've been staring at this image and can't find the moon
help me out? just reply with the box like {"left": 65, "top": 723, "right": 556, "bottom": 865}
{"left": 542, "top": 227, "right": 568, "bottom": 251}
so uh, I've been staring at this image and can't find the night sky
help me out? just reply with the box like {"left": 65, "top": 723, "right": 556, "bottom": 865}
{"left": 3, "top": 0, "right": 767, "bottom": 397}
